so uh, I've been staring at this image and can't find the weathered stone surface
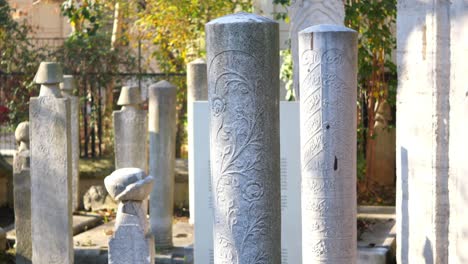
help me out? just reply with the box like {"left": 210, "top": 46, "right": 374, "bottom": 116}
{"left": 83, "top": 185, "right": 117, "bottom": 211}
{"left": 397, "top": 1, "right": 468, "bottom": 263}
{"left": 289, "top": 0, "right": 344, "bottom": 99}
{"left": 206, "top": 12, "right": 281, "bottom": 263}
{"left": 13, "top": 121, "right": 32, "bottom": 264}
{"left": 113, "top": 86, "right": 147, "bottom": 171}
{"left": 30, "top": 62, "right": 73, "bottom": 264}
{"left": 187, "top": 58, "right": 208, "bottom": 225}
{"left": 61, "top": 75, "right": 80, "bottom": 211}
{"left": 299, "top": 24, "right": 357, "bottom": 263}
{"left": 148, "top": 80, "right": 177, "bottom": 249}
{"left": 104, "top": 168, "right": 154, "bottom": 264}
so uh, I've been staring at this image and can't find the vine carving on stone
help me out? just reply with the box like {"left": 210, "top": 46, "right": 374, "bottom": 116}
{"left": 209, "top": 50, "right": 270, "bottom": 263}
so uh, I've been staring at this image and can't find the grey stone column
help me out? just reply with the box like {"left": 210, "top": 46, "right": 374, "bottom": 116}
{"left": 104, "top": 168, "right": 155, "bottom": 264}
{"left": 289, "top": 0, "right": 344, "bottom": 100}
{"left": 206, "top": 12, "right": 281, "bottom": 263}
{"left": 187, "top": 58, "right": 208, "bottom": 225}
{"left": 60, "top": 75, "right": 80, "bottom": 211}
{"left": 30, "top": 62, "right": 73, "bottom": 264}
{"left": 113, "top": 86, "right": 147, "bottom": 171}
{"left": 148, "top": 80, "right": 177, "bottom": 249}
{"left": 13, "top": 121, "right": 31, "bottom": 264}
{"left": 299, "top": 25, "right": 357, "bottom": 263}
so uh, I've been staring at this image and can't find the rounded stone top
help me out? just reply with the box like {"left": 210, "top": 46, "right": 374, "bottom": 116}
{"left": 188, "top": 58, "right": 206, "bottom": 65}
{"left": 104, "top": 168, "right": 154, "bottom": 201}
{"left": 299, "top": 24, "right": 357, "bottom": 34}
{"left": 206, "top": 12, "right": 276, "bottom": 25}
{"left": 33, "top": 62, "right": 64, "bottom": 85}
{"left": 117, "top": 86, "right": 143, "bottom": 106}
{"left": 15, "top": 121, "right": 29, "bottom": 143}
{"left": 150, "top": 80, "right": 177, "bottom": 90}
{"left": 60, "top": 75, "right": 77, "bottom": 91}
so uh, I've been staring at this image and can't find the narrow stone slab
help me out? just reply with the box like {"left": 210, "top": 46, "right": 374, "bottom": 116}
{"left": 30, "top": 62, "right": 73, "bottom": 264}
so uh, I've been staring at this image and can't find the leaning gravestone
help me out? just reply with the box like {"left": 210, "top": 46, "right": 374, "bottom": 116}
{"left": 13, "top": 121, "right": 32, "bottom": 264}
{"left": 289, "top": 0, "right": 344, "bottom": 99}
{"left": 30, "top": 62, "right": 73, "bottom": 264}
{"left": 206, "top": 12, "right": 281, "bottom": 263}
{"left": 60, "top": 75, "right": 80, "bottom": 211}
{"left": 187, "top": 58, "right": 208, "bottom": 225}
{"left": 104, "top": 168, "right": 154, "bottom": 264}
{"left": 299, "top": 24, "right": 358, "bottom": 263}
{"left": 148, "top": 80, "right": 177, "bottom": 248}
{"left": 113, "top": 86, "right": 147, "bottom": 171}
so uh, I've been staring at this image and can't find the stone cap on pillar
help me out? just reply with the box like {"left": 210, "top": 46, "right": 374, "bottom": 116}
{"left": 60, "top": 75, "right": 77, "bottom": 91}
{"left": 104, "top": 168, "right": 154, "bottom": 202}
{"left": 33, "top": 62, "right": 63, "bottom": 85}
{"left": 15, "top": 121, "right": 29, "bottom": 144}
{"left": 206, "top": 12, "right": 276, "bottom": 25}
{"left": 188, "top": 58, "right": 206, "bottom": 65}
{"left": 150, "top": 80, "right": 177, "bottom": 90}
{"left": 117, "top": 86, "right": 143, "bottom": 106}
{"left": 299, "top": 24, "right": 357, "bottom": 34}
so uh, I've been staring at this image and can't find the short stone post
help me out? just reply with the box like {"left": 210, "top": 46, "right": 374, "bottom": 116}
{"left": 299, "top": 25, "right": 358, "bottom": 263}
{"left": 30, "top": 62, "right": 73, "bottom": 264}
{"left": 206, "top": 12, "right": 281, "bottom": 263}
{"left": 148, "top": 80, "right": 177, "bottom": 248}
{"left": 113, "top": 86, "right": 147, "bottom": 171}
{"left": 104, "top": 168, "right": 155, "bottom": 264}
{"left": 13, "top": 121, "right": 31, "bottom": 264}
{"left": 60, "top": 75, "right": 80, "bottom": 211}
{"left": 289, "top": 0, "right": 345, "bottom": 99}
{"left": 187, "top": 58, "right": 208, "bottom": 225}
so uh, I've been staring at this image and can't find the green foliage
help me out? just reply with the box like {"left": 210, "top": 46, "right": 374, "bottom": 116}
{"left": 280, "top": 47, "right": 294, "bottom": 101}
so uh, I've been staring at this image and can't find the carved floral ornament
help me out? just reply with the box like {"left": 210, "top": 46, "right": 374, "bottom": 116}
{"left": 209, "top": 50, "right": 272, "bottom": 263}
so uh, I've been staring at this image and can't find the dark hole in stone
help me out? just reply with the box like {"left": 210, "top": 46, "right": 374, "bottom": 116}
{"left": 326, "top": 124, "right": 330, "bottom": 129}
{"left": 369, "top": 243, "right": 376, "bottom": 248}
{"left": 334, "top": 156, "right": 338, "bottom": 171}
{"left": 175, "top": 233, "right": 188, "bottom": 238}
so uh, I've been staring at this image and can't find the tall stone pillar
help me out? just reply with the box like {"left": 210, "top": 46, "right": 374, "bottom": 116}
{"left": 206, "top": 12, "right": 281, "bottom": 263}
{"left": 60, "top": 75, "right": 80, "bottom": 211}
{"left": 30, "top": 62, "right": 73, "bottom": 264}
{"left": 113, "top": 86, "right": 147, "bottom": 172}
{"left": 397, "top": 1, "right": 468, "bottom": 263}
{"left": 104, "top": 168, "right": 155, "bottom": 264}
{"left": 13, "top": 121, "right": 31, "bottom": 264}
{"left": 299, "top": 25, "right": 357, "bottom": 263}
{"left": 187, "top": 58, "right": 208, "bottom": 225}
{"left": 148, "top": 80, "right": 177, "bottom": 249}
{"left": 289, "top": 0, "right": 345, "bottom": 100}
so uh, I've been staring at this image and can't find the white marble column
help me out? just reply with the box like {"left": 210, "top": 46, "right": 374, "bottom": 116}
{"left": 299, "top": 25, "right": 357, "bottom": 263}
{"left": 113, "top": 86, "right": 147, "bottom": 172}
{"left": 13, "top": 121, "right": 31, "bottom": 264}
{"left": 60, "top": 75, "right": 80, "bottom": 211}
{"left": 187, "top": 58, "right": 208, "bottom": 225}
{"left": 148, "top": 80, "right": 177, "bottom": 249}
{"left": 289, "top": 0, "right": 344, "bottom": 100}
{"left": 30, "top": 62, "right": 73, "bottom": 264}
{"left": 206, "top": 12, "right": 281, "bottom": 263}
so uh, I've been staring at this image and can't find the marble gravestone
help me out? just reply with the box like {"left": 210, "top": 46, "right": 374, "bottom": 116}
{"left": 299, "top": 25, "right": 358, "bottom": 263}
{"left": 206, "top": 12, "right": 281, "bottom": 263}
{"left": 397, "top": 1, "right": 468, "bottom": 263}
{"left": 193, "top": 102, "right": 302, "bottom": 264}
{"left": 113, "top": 86, "right": 147, "bottom": 172}
{"left": 148, "top": 81, "right": 177, "bottom": 249}
{"left": 30, "top": 62, "right": 73, "bottom": 264}
{"left": 187, "top": 58, "right": 208, "bottom": 225}
{"left": 60, "top": 75, "right": 80, "bottom": 211}
{"left": 104, "top": 168, "right": 155, "bottom": 264}
{"left": 13, "top": 121, "right": 31, "bottom": 264}
{"left": 289, "top": 0, "right": 344, "bottom": 99}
